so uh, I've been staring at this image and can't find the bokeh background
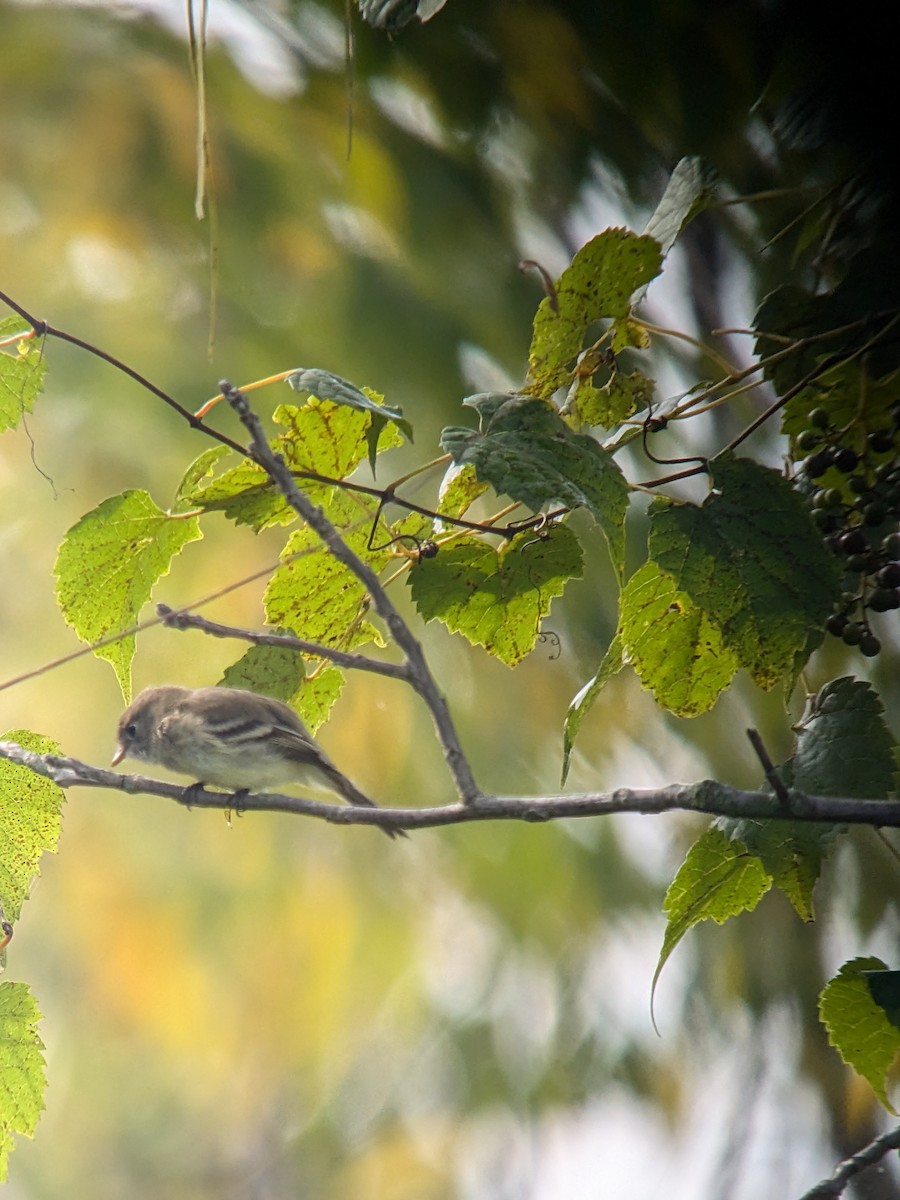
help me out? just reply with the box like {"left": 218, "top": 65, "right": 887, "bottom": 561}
{"left": 1, "top": 2, "right": 898, "bottom": 1197}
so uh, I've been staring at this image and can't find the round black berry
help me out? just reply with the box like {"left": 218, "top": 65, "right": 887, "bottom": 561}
{"left": 826, "top": 612, "right": 849, "bottom": 635}
{"left": 868, "top": 587, "right": 900, "bottom": 612}
{"left": 860, "top": 633, "right": 881, "bottom": 657}
{"left": 805, "top": 450, "right": 834, "bottom": 479}
{"left": 839, "top": 528, "right": 868, "bottom": 555}
{"left": 876, "top": 562, "right": 900, "bottom": 588}
{"left": 868, "top": 429, "right": 894, "bottom": 453}
{"left": 834, "top": 447, "right": 859, "bottom": 473}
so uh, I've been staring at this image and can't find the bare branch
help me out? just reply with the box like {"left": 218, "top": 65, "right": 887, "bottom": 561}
{"left": 5, "top": 741, "right": 900, "bottom": 835}
{"left": 218, "top": 379, "right": 482, "bottom": 805}
{"left": 156, "top": 604, "right": 410, "bottom": 683}
{"left": 799, "top": 1124, "right": 900, "bottom": 1200}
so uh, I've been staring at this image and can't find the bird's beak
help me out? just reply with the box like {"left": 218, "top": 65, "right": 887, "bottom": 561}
{"left": 111, "top": 744, "right": 125, "bottom": 767}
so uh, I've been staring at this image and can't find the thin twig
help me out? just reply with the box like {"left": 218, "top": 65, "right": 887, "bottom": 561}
{"left": 0, "top": 289, "right": 248, "bottom": 457}
{"left": 156, "top": 604, "right": 410, "bottom": 682}
{"left": 746, "top": 727, "right": 791, "bottom": 810}
{"left": 798, "top": 1124, "right": 900, "bottom": 1200}
{"left": 218, "top": 379, "right": 483, "bottom": 805}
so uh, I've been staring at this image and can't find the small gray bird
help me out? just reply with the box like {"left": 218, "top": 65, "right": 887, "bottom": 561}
{"left": 113, "top": 685, "right": 399, "bottom": 836}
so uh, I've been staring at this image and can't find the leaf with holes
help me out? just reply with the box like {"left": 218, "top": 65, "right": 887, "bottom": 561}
{"left": 409, "top": 525, "right": 583, "bottom": 666}
{"left": 441, "top": 393, "right": 628, "bottom": 580}
{"left": 54, "top": 491, "right": 202, "bottom": 699}
{"left": 527, "top": 228, "right": 662, "bottom": 397}
{"left": 0, "top": 318, "right": 46, "bottom": 434}
{"left": 648, "top": 453, "right": 841, "bottom": 688}
{"left": 0, "top": 982, "right": 46, "bottom": 1180}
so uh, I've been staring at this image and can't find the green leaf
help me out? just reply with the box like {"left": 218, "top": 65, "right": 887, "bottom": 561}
{"left": 648, "top": 453, "right": 841, "bottom": 687}
{"left": 176, "top": 399, "right": 403, "bottom": 532}
{"left": 292, "top": 666, "right": 346, "bottom": 735}
{"left": 0, "top": 732, "right": 64, "bottom": 924}
{"left": 865, "top": 970, "right": 900, "bottom": 1033}
{"left": 561, "top": 634, "right": 624, "bottom": 785}
{"left": 286, "top": 368, "right": 412, "bottom": 471}
{"left": 653, "top": 826, "right": 772, "bottom": 1018}
{"left": 571, "top": 369, "right": 655, "bottom": 428}
{"left": 172, "top": 445, "right": 233, "bottom": 512}
{"left": 793, "top": 677, "right": 898, "bottom": 799}
{"left": 219, "top": 637, "right": 307, "bottom": 703}
{"left": 218, "top": 641, "right": 343, "bottom": 735}
{"left": 781, "top": 364, "right": 897, "bottom": 446}
{"left": 0, "top": 319, "right": 46, "bottom": 434}
{"left": 176, "top": 457, "right": 287, "bottom": 531}
{"left": 409, "top": 525, "right": 583, "bottom": 667}
{"left": 440, "top": 393, "right": 629, "bottom": 580}
{"left": 755, "top": 252, "right": 900, "bottom": 392}
{"left": 275, "top": 398, "right": 405, "bottom": 478}
{"left": 435, "top": 462, "right": 490, "bottom": 524}
{"left": 712, "top": 678, "right": 895, "bottom": 923}
{"left": 527, "top": 228, "right": 662, "bottom": 397}
{"left": 718, "top": 816, "right": 830, "bottom": 923}
{"left": 54, "top": 490, "right": 203, "bottom": 699}
{"left": 643, "top": 157, "right": 717, "bottom": 260}
{"left": 819, "top": 958, "right": 900, "bottom": 1113}
{"left": 619, "top": 560, "right": 740, "bottom": 716}
{"left": 0, "top": 981, "right": 46, "bottom": 1181}
{"left": 263, "top": 491, "right": 389, "bottom": 653}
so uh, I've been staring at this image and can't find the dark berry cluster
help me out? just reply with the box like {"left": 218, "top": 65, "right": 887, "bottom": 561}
{"left": 797, "top": 405, "right": 899, "bottom": 657}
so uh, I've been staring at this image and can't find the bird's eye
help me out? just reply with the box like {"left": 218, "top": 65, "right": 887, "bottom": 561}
{"left": 124, "top": 722, "right": 137, "bottom": 740}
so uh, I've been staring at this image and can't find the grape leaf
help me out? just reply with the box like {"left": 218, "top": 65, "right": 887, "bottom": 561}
{"left": 561, "top": 633, "right": 625, "bottom": 785}
{"left": 715, "top": 678, "right": 895, "bottom": 923}
{"left": 291, "top": 666, "right": 346, "bottom": 735}
{"left": 175, "top": 400, "right": 402, "bottom": 532}
{"left": 0, "top": 982, "right": 46, "bottom": 1180}
{"left": 435, "top": 461, "right": 489, "bottom": 524}
{"left": 527, "top": 227, "right": 662, "bottom": 397}
{"left": 286, "top": 369, "right": 412, "bottom": 471}
{"left": 781, "top": 363, "right": 897, "bottom": 445}
{"left": 865, "top": 970, "right": 900, "bottom": 1033}
{"left": 619, "top": 560, "right": 739, "bottom": 717}
{"left": 219, "top": 638, "right": 307, "bottom": 704}
{"left": 792, "top": 677, "right": 898, "bottom": 799}
{"left": 648, "top": 453, "right": 841, "bottom": 687}
{"left": 0, "top": 732, "right": 64, "bottom": 924}
{"left": 172, "top": 445, "right": 233, "bottom": 511}
{"left": 263, "top": 491, "right": 390, "bottom": 652}
{"left": 571, "top": 368, "right": 655, "bottom": 428}
{"left": 219, "top": 641, "right": 344, "bottom": 734}
{"left": 718, "top": 816, "right": 829, "bottom": 923}
{"left": 54, "top": 490, "right": 202, "bottom": 699}
{"left": 643, "top": 156, "right": 718, "bottom": 260}
{"left": 409, "top": 525, "right": 583, "bottom": 666}
{"left": 819, "top": 957, "right": 900, "bottom": 1113}
{"left": 652, "top": 826, "right": 772, "bottom": 1021}
{"left": 440, "top": 393, "right": 628, "bottom": 580}
{"left": 0, "top": 318, "right": 46, "bottom": 434}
